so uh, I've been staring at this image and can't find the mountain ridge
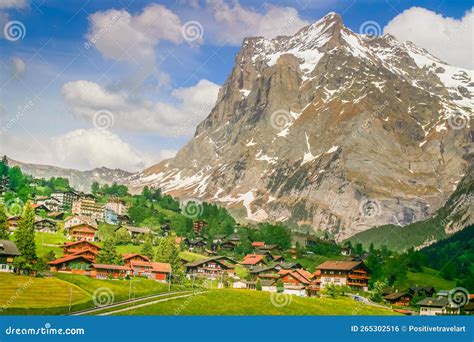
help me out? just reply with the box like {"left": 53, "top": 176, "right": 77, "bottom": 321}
{"left": 127, "top": 12, "right": 472, "bottom": 241}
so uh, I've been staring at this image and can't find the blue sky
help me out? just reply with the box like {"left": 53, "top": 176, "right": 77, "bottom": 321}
{"left": 0, "top": 0, "right": 472, "bottom": 171}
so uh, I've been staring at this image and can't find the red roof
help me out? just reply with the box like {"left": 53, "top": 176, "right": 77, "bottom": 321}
{"left": 48, "top": 254, "right": 94, "bottom": 265}
{"left": 63, "top": 240, "right": 101, "bottom": 249}
{"left": 122, "top": 253, "right": 150, "bottom": 261}
{"left": 130, "top": 260, "right": 171, "bottom": 273}
{"left": 241, "top": 254, "right": 265, "bottom": 265}
{"left": 277, "top": 269, "right": 311, "bottom": 285}
{"left": 92, "top": 264, "right": 130, "bottom": 271}
{"left": 252, "top": 242, "right": 265, "bottom": 247}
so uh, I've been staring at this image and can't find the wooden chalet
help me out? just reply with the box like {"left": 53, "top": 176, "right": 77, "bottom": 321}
{"left": 218, "top": 240, "right": 239, "bottom": 251}
{"left": 90, "top": 264, "right": 131, "bottom": 279}
{"left": 185, "top": 256, "right": 236, "bottom": 280}
{"left": 241, "top": 254, "right": 267, "bottom": 269}
{"left": 130, "top": 261, "right": 171, "bottom": 281}
{"left": 124, "top": 226, "right": 151, "bottom": 241}
{"left": 314, "top": 260, "right": 370, "bottom": 291}
{"left": 63, "top": 240, "right": 101, "bottom": 256}
{"left": 122, "top": 253, "right": 150, "bottom": 267}
{"left": 6, "top": 216, "right": 19, "bottom": 232}
{"left": 30, "top": 203, "right": 51, "bottom": 214}
{"left": 64, "top": 215, "right": 96, "bottom": 229}
{"left": 48, "top": 254, "right": 93, "bottom": 274}
{"left": 384, "top": 291, "right": 412, "bottom": 306}
{"left": 67, "top": 223, "right": 98, "bottom": 242}
{"left": 34, "top": 218, "right": 58, "bottom": 233}
{"left": 251, "top": 241, "right": 265, "bottom": 248}
{"left": 186, "top": 237, "right": 207, "bottom": 250}
{"left": 418, "top": 297, "right": 460, "bottom": 315}
{"left": 0, "top": 240, "right": 20, "bottom": 273}
{"left": 47, "top": 211, "right": 65, "bottom": 220}
{"left": 192, "top": 220, "right": 207, "bottom": 235}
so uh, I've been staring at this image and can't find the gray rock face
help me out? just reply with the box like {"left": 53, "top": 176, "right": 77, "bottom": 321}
{"left": 128, "top": 13, "right": 473, "bottom": 241}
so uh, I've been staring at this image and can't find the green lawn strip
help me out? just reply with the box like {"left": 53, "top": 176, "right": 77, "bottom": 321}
{"left": 114, "top": 289, "right": 399, "bottom": 316}
{"left": 35, "top": 231, "right": 67, "bottom": 257}
{"left": 54, "top": 273, "right": 178, "bottom": 301}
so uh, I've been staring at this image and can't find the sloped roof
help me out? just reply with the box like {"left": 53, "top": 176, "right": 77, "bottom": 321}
{"left": 316, "top": 260, "right": 364, "bottom": 271}
{"left": 241, "top": 254, "right": 265, "bottom": 265}
{"left": 123, "top": 253, "right": 150, "bottom": 261}
{"left": 0, "top": 240, "right": 20, "bottom": 256}
{"left": 417, "top": 297, "right": 449, "bottom": 307}
{"left": 48, "top": 254, "right": 94, "bottom": 265}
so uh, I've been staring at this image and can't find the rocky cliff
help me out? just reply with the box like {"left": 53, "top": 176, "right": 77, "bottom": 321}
{"left": 128, "top": 13, "right": 473, "bottom": 241}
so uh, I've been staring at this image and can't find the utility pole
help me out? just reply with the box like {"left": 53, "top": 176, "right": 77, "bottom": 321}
{"left": 69, "top": 287, "right": 72, "bottom": 312}
{"left": 168, "top": 272, "right": 172, "bottom": 292}
{"left": 128, "top": 277, "right": 132, "bottom": 300}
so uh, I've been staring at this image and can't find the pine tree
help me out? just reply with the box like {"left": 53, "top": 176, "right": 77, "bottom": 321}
{"left": 14, "top": 202, "right": 36, "bottom": 263}
{"left": 141, "top": 234, "right": 154, "bottom": 260}
{"left": 0, "top": 204, "right": 9, "bottom": 240}
{"left": 96, "top": 238, "right": 122, "bottom": 265}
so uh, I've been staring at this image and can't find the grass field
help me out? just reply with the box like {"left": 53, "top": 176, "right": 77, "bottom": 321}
{"left": 35, "top": 231, "right": 67, "bottom": 257}
{"left": 54, "top": 273, "right": 178, "bottom": 301}
{"left": 0, "top": 273, "right": 182, "bottom": 315}
{"left": 0, "top": 273, "right": 90, "bottom": 314}
{"left": 291, "top": 254, "right": 350, "bottom": 272}
{"left": 405, "top": 267, "right": 456, "bottom": 290}
{"left": 179, "top": 251, "right": 207, "bottom": 262}
{"left": 114, "top": 289, "right": 399, "bottom": 316}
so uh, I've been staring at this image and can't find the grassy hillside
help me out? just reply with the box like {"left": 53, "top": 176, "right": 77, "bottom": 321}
{"left": 114, "top": 289, "right": 399, "bottom": 316}
{"left": 0, "top": 273, "right": 90, "bottom": 314}
{"left": 0, "top": 273, "right": 179, "bottom": 315}
{"left": 404, "top": 267, "right": 456, "bottom": 290}
{"left": 347, "top": 169, "right": 472, "bottom": 252}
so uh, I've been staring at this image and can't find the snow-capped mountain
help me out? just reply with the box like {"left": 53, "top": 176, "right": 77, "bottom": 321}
{"left": 128, "top": 12, "right": 473, "bottom": 240}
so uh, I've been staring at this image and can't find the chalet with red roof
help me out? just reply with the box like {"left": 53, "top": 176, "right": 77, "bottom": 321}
{"left": 90, "top": 264, "right": 131, "bottom": 279}
{"left": 67, "top": 223, "right": 98, "bottom": 242}
{"left": 48, "top": 254, "right": 93, "bottom": 274}
{"left": 122, "top": 254, "right": 150, "bottom": 267}
{"left": 241, "top": 254, "right": 267, "bottom": 268}
{"left": 63, "top": 240, "right": 101, "bottom": 256}
{"left": 130, "top": 261, "right": 171, "bottom": 282}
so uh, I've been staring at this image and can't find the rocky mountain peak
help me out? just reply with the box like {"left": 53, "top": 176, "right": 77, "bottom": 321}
{"left": 129, "top": 12, "right": 472, "bottom": 241}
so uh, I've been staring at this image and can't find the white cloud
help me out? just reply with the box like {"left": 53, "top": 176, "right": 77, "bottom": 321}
{"left": 0, "top": 128, "right": 157, "bottom": 171}
{"left": 62, "top": 79, "right": 220, "bottom": 136}
{"left": 10, "top": 57, "right": 26, "bottom": 77}
{"left": 51, "top": 129, "right": 154, "bottom": 171}
{"left": 0, "top": 0, "right": 28, "bottom": 9}
{"left": 86, "top": 4, "right": 184, "bottom": 67}
{"left": 205, "top": 0, "right": 309, "bottom": 45}
{"left": 384, "top": 7, "right": 474, "bottom": 69}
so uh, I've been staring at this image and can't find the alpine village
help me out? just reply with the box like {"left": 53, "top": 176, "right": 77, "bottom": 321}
{"left": 0, "top": 156, "right": 472, "bottom": 316}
